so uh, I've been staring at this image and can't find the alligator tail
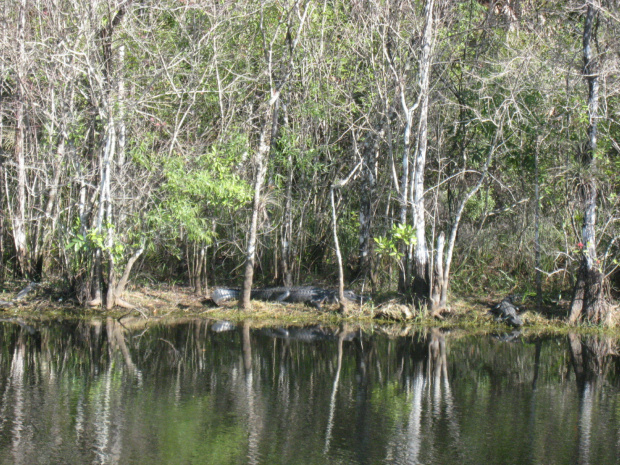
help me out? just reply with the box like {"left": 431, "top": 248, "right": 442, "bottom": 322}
{"left": 212, "top": 288, "right": 240, "bottom": 306}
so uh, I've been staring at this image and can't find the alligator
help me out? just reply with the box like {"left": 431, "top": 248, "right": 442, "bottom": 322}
{"left": 490, "top": 296, "right": 523, "bottom": 328}
{"left": 0, "top": 282, "right": 40, "bottom": 309}
{"left": 211, "top": 286, "right": 369, "bottom": 309}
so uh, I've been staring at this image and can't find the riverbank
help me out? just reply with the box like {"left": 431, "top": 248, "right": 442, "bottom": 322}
{"left": 1, "top": 281, "right": 618, "bottom": 336}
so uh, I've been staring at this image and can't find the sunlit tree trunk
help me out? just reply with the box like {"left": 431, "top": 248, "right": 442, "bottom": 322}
{"left": 569, "top": 2, "right": 611, "bottom": 325}
{"left": 241, "top": 0, "right": 311, "bottom": 309}
{"left": 410, "top": 0, "right": 435, "bottom": 304}
{"left": 241, "top": 104, "right": 274, "bottom": 308}
{"left": 12, "top": 0, "right": 29, "bottom": 277}
{"left": 399, "top": 101, "right": 414, "bottom": 294}
{"left": 86, "top": 1, "right": 134, "bottom": 309}
{"left": 431, "top": 131, "right": 498, "bottom": 313}
{"left": 331, "top": 185, "right": 346, "bottom": 313}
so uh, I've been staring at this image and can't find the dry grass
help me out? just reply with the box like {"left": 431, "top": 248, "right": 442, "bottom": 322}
{"left": 2, "top": 282, "right": 619, "bottom": 336}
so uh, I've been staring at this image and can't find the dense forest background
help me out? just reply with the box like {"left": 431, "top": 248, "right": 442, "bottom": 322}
{"left": 0, "top": 0, "right": 618, "bottom": 317}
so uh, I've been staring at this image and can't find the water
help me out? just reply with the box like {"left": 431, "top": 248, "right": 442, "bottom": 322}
{"left": 0, "top": 318, "right": 619, "bottom": 465}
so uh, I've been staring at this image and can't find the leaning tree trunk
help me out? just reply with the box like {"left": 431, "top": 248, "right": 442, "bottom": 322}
{"left": 568, "top": 2, "right": 611, "bottom": 325}
{"left": 432, "top": 130, "right": 498, "bottom": 313}
{"left": 329, "top": 161, "right": 363, "bottom": 314}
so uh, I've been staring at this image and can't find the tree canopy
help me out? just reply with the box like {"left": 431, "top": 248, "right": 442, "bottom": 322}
{"left": 0, "top": 0, "right": 618, "bottom": 321}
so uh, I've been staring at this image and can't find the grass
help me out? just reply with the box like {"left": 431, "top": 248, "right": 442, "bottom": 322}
{"left": 1, "top": 281, "right": 619, "bottom": 337}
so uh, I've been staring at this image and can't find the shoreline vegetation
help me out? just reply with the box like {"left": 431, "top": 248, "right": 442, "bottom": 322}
{"left": 1, "top": 281, "right": 618, "bottom": 337}
{"left": 1, "top": 1, "right": 618, "bottom": 328}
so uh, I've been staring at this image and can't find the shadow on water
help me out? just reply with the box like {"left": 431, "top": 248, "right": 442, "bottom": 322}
{"left": 0, "top": 318, "right": 619, "bottom": 465}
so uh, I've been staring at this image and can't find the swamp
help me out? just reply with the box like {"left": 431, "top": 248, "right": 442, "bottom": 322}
{"left": 1, "top": 0, "right": 620, "bottom": 463}
{"left": 1, "top": 315, "right": 620, "bottom": 465}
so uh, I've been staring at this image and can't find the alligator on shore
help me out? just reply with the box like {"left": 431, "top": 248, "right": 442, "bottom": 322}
{"left": 490, "top": 296, "right": 524, "bottom": 328}
{"left": 211, "top": 286, "right": 369, "bottom": 309}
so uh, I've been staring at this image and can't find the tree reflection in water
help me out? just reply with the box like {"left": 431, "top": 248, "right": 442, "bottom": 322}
{"left": 0, "top": 319, "right": 619, "bottom": 464}
{"left": 384, "top": 328, "right": 462, "bottom": 464}
{"left": 568, "top": 333, "right": 618, "bottom": 465}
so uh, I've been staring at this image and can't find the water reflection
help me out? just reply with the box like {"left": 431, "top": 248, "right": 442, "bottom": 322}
{"left": 0, "top": 318, "right": 619, "bottom": 465}
{"left": 568, "top": 334, "right": 618, "bottom": 465}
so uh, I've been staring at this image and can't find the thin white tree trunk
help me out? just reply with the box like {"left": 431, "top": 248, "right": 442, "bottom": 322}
{"left": 331, "top": 186, "right": 346, "bottom": 313}
{"left": 241, "top": 103, "right": 275, "bottom": 309}
{"left": 439, "top": 131, "right": 497, "bottom": 308}
{"left": 411, "top": 0, "right": 435, "bottom": 302}
{"left": 13, "top": 0, "right": 28, "bottom": 277}
{"left": 241, "top": 1, "right": 310, "bottom": 308}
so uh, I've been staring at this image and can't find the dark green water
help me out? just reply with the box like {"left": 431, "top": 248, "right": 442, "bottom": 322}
{"left": 0, "top": 318, "right": 619, "bottom": 465}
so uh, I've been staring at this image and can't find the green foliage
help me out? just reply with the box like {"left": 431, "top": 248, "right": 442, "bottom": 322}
{"left": 4, "top": 0, "right": 620, "bottom": 302}
{"left": 65, "top": 222, "right": 125, "bottom": 262}
{"left": 148, "top": 138, "right": 252, "bottom": 246}
{"left": 375, "top": 224, "right": 417, "bottom": 269}
{"left": 464, "top": 189, "right": 496, "bottom": 222}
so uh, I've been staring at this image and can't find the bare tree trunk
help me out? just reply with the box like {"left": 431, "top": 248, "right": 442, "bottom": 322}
{"left": 95, "top": 120, "right": 115, "bottom": 308}
{"left": 280, "top": 145, "right": 294, "bottom": 287}
{"left": 329, "top": 161, "right": 361, "bottom": 313}
{"left": 200, "top": 246, "right": 208, "bottom": 294}
{"left": 12, "top": 0, "right": 29, "bottom": 277}
{"left": 569, "top": 2, "right": 611, "bottom": 325}
{"left": 241, "top": 1, "right": 310, "bottom": 308}
{"left": 89, "top": 2, "right": 132, "bottom": 309}
{"left": 399, "top": 112, "right": 413, "bottom": 285}
{"left": 436, "top": 130, "right": 498, "bottom": 310}
{"left": 358, "top": 122, "right": 381, "bottom": 286}
{"left": 534, "top": 136, "right": 542, "bottom": 311}
{"left": 411, "top": 0, "right": 435, "bottom": 305}
{"left": 34, "top": 83, "right": 75, "bottom": 280}
{"left": 116, "top": 44, "right": 127, "bottom": 168}
{"left": 430, "top": 232, "right": 444, "bottom": 314}
{"left": 241, "top": 104, "right": 274, "bottom": 309}
{"left": 331, "top": 186, "right": 346, "bottom": 313}
{"left": 109, "top": 245, "right": 144, "bottom": 308}
{"left": 90, "top": 119, "right": 115, "bottom": 307}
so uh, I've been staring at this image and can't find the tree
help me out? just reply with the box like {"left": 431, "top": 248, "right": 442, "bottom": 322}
{"left": 241, "top": 0, "right": 311, "bottom": 309}
{"left": 410, "top": 0, "right": 435, "bottom": 303}
{"left": 568, "top": 1, "right": 613, "bottom": 325}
